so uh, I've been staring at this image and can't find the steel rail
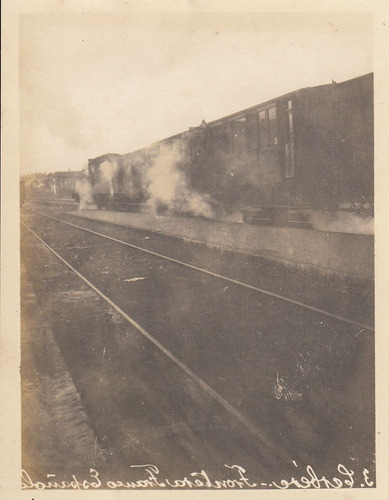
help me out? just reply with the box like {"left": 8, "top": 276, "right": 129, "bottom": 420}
{"left": 28, "top": 207, "right": 374, "bottom": 332}
{"left": 21, "top": 218, "right": 289, "bottom": 464}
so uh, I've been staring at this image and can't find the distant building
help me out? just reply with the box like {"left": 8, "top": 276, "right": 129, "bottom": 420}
{"left": 51, "top": 171, "right": 82, "bottom": 199}
{"left": 21, "top": 170, "right": 84, "bottom": 200}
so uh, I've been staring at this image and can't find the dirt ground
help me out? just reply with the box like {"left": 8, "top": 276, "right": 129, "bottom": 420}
{"left": 20, "top": 208, "right": 375, "bottom": 488}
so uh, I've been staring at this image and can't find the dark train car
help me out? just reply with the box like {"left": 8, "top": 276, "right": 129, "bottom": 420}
{"left": 87, "top": 73, "right": 373, "bottom": 226}
{"left": 186, "top": 72, "right": 373, "bottom": 224}
{"left": 288, "top": 73, "right": 373, "bottom": 213}
{"left": 87, "top": 153, "right": 122, "bottom": 208}
{"left": 88, "top": 148, "right": 156, "bottom": 210}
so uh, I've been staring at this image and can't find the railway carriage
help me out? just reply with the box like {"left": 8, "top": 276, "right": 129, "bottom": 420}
{"left": 87, "top": 73, "right": 373, "bottom": 226}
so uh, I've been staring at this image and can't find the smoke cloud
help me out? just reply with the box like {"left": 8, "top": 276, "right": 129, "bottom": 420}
{"left": 94, "top": 160, "right": 118, "bottom": 197}
{"left": 77, "top": 143, "right": 216, "bottom": 219}
{"left": 75, "top": 178, "right": 93, "bottom": 210}
{"left": 311, "top": 210, "right": 373, "bottom": 235}
{"left": 145, "top": 143, "right": 215, "bottom": 219}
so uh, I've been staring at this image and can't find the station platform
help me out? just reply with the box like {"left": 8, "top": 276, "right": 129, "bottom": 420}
{"left": 70, "top": 210, "right": 374, "bottom": 281}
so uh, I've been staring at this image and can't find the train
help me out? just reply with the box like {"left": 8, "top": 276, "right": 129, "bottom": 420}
{"left": 86, "top": 73, "right": 373, "bottom": 227}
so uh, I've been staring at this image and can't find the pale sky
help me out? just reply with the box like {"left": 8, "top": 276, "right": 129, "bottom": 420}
{"left": 19, "top": 12, "right": 373, "bottom": 175}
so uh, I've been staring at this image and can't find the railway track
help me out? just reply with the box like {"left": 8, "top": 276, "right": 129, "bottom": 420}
{"left": 27, "top": 206, "right": 374, "bottom": 332}
{"left": 21, "top": 205, "right": 375, "bottom": 480}
{"left": 21, "top": 217, "right": 289, "bottom": 464}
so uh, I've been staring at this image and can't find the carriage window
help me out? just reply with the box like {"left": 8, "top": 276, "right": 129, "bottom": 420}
{"left": 212, "top": 126, "right": 222, "bottom": 149}
{"left": 234, "top": 117, "right": 246, "bottom": 134}
{"left": 268, "top": 107, "right": 278, "bottom": 146}
{"left": 212, "top": 124, "right": 230, "bottom": 153}
{"left": 258, "top": 111, "right": 267, "bottom": 150}
{"left": 285, "top": 105, "right": 295, "bottom": 178}
{"left": 258, "top": 108, "right": 278, "bottom": 149}
{"left": 288, "top": 112, "right": 294, "bottom": 137}
{"left": 223, "top": 123, "right": 231, "bottom": 152}
{"left": 233, "top": 117, "right": 246, "bottom": 151}
{"left": 247, "top": 114, "right": 258, "bottom": 151}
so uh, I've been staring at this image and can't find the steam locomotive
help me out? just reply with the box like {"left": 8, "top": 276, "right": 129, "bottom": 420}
{"left": 87, "top": 73, "right": 373, "bottom": 226}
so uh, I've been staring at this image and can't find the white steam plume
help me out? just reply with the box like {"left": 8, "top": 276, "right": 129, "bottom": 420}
{"left": 93, "top": 160, "right": 118, "bottom": 197}
{"left": 311, "top": 210, "right": 373, "bottom": 235}
{"left": 75, "top": 178, "right": 93, "bottom": 210}
{"left": 145, "top": 143, "right": 215, "bottom": 219}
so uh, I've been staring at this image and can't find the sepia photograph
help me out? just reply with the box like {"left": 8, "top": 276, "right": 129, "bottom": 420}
{"left": 2, "top": 2, "right": 388, "bottom": 497}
